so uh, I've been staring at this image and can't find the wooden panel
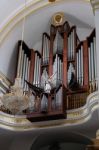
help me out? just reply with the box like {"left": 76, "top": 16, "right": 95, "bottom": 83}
{"left": 29, "top": 49, "right": 35, "bottom": 84}
{"left": 63, "top": 32, "right": 68, "bottom": 87}
{"left": 83, "top": 40, "right": 89, "bottom": 90}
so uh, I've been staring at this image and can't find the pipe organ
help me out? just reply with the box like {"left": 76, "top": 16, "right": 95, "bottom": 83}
{"left": 14, "top": 20, "right": 97, "bottom": 122}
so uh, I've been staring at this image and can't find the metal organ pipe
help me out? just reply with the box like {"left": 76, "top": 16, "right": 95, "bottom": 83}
{"left": 53, "top": 31, "right": 63, "bottom": 55}
{"left": 76, "top": 52, "right": 79, "bottom": 83}
{"left": 36, "top": 55, "right": 39, "bottom": 87}
{"left": 71, "top": 32, "right": 73, "bottom": 60}
{"left": 20, "top": 49, "right": 24, "bottom": 79}
{"left": 22, "top": 53, "right": 26, "bottom": 89}
{"left": 53, "top": 54, "right": 62, "bottom": 85}
{"left": 43, "top": 36, "right": 45, "bottom": 64}
{"left": 88, "top": 46, "right": 91, "bottom": 83}
{"left": 55, "top": 86, "right": 62, "bottom": 109}
{"left": 68, "top": 35, "right": 70, "bottom": 60}
{"left": 78, "top": 49, "right": 81, "bottom": 84}
{"left": 88, "top": 35, "right": 97, "bottom": 91}
{"left": 33, "top": 53, "right": 37, "bottom": 86}
{"left": 33, "top": 53, "right": 41, "bottom": 87}
{"left": 90, "top": 42, "right": 94, "bottom": 84}
{"left": 27, "top": 60, "right": 30, "bottom": 90}
{"left": 68, "top": 29, "right": 75, "bottom": 60}
{"left": 72, "top": 30, "right": 75, "bottom": 59}
{"left": 17, "top": 45, "right": 22, "bottom": 78}
{"left": 24, "top": 57, "right": 28, "bottom": 91}
{"left": 42, "top": 35, "right": 49, "bottom": 65}
{"left": 77, "top": 45, "right": 84, "bottom": 86}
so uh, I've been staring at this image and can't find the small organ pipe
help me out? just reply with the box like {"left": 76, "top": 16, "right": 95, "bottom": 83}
{"left": 90, "top": 42, "right": 94, "bottom": 82}
{"left": 72, "top": 30, "right": 75, "bottom": 59}
{"left": 77, "top": 52, "right": 79, "bottom": 82}
{"left": 17, "top": 44, "right": 22, "bottom": 77}
{"left": 71, "top": 32, "right": 73, "bottom": 60}
{"left": 20, "top": 50, "right": 24, "bottom": 79}
{"left": 33, "top": 53, "right": 37, "bottom": 85}
{"left": 22, "top": 53, "right": 26, "bottom": 88}
{"left": 81, "top": 45, "right": 83, "bottom": 86}
{"left": 88, "top": 47, "right": 91, "bottom": 82}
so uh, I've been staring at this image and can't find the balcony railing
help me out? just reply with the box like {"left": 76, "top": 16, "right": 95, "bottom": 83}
{"left": 66, "top": 92, "right": 89, "bottom": 110}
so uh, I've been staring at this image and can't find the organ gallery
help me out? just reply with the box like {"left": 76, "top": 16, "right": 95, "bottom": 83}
{"left": 1, "top": 13, "right": 97, "bottom": 122}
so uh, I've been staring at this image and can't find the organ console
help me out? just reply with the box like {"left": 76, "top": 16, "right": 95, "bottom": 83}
{"left": 12, "top": 19, "right": 98, "bottom": 121}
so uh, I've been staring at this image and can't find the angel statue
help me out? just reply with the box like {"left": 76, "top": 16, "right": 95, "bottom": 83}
{"left": 26, "top": 69, "right": 57, "bottom": 113}
{"left": 41, "top": 68, "right": 57, "bottom": 94}
{"left": 26, "top": 68, "right": 57, "bottom": 95}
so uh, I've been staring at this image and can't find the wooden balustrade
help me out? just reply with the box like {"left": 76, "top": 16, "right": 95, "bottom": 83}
{"left": 67, "top": 92, "right": 88, "bottom": 110}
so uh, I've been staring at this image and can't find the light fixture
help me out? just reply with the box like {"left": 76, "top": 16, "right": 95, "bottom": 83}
{"left": 1, "top": 0, "right": 30, "bottom": 115}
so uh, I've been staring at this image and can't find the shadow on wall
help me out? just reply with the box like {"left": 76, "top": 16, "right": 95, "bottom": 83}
{"left": 31, "top": 130, "right": 93, "bottom": 150}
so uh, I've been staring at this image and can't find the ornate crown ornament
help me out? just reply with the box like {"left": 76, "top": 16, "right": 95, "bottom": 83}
{"left": 52, "top": 12, "right": 64, "bottom": 26}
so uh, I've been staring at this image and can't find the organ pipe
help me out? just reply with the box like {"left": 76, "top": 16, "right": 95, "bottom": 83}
{"left": 17, "top": 44, "right": 22, "bottom": 78}
{"left": 68, "top": 29, "right": 75, "bottom": 60}
{"left": 33, "top": 53, "right": 41, "bottom": 87}
{"left": 41, "top": 94, "right": 48, "bottom": 112}
{"left": 42, "top": 34, "right": 50, "bottom": 65}
{"left": 55, "top": 86, "right": 62, "bottom": 109}
{"left": 33, "top": 53, "right": 37, "bottom": 85}
{"left": 53, "top": 31, "right": 63, "bottom": 55}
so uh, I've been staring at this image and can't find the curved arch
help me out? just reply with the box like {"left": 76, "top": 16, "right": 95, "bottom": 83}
{"left": 0, "top": 0, "right": 92, "bottom": 45}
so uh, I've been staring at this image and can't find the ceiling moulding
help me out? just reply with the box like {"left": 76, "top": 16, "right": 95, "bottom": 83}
{"left": 91, "top": 0, "right": 99, "bottom": 11}
{"left": 0, "top": 91, "right": 98, "bottom": 131}
{"left": 0, "top": 0, "right": 90, "bottom": 46}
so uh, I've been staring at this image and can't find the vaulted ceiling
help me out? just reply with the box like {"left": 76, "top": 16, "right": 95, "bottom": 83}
{"left": 0, "top": 0, "right": 94, "bottom": 81}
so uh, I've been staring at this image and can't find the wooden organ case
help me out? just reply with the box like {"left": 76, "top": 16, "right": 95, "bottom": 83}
{"left": 16, "top": 21, "right": 97, "bottom": 122}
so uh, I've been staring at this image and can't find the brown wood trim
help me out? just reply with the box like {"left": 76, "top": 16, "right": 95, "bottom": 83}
{"left": 83, "top": 40, "right": 89, "bottom": 90}
{"left": 63, "top": 32, "right": 68, "bottom": 87}
{"left": 29, "top": 49, "right": 35, "bottom": 84}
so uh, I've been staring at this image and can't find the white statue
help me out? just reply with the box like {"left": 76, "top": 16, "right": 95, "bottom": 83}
{"left": 41, "top": 69, "right": 57, "bottom": 94}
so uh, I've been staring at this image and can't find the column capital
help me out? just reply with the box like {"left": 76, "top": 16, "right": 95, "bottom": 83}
{"left": 91, "top": 0, "right": 99, "bottom": 11}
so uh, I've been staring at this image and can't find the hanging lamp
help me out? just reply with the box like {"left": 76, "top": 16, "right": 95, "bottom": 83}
{"left": 1, "top": 0, "right": 30, "bottom": 115}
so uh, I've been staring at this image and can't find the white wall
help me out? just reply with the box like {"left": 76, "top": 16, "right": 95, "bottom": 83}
{"left": 0, "top": 21, "right": 22, "bottom": 82}
{"left": 77, "top": 27, "right": 93, "bottom": 41}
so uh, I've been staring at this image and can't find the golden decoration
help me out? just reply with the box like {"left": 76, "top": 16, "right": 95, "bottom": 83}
{"left": 52, "top": 12, "right": 64, "bottom": 26}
